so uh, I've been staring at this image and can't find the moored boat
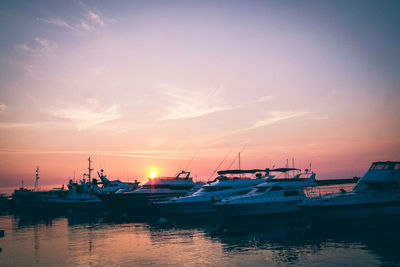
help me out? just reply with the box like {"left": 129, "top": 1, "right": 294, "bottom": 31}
{"left": 214, "top": 169, "right": 316, "bottom": 217}
{"left": 154, "top": 169, "right": 271, "bottom": 215}
{"left": 299, "top": 161, "right": 400, "bottom": 221}
{"left": 99, "top": 170, "right": 204, "bottom": 214}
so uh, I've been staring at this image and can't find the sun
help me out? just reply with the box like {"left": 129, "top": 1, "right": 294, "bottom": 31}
{"left": 148, "top": 167, "right": 159, "bottom": 179}
{"left": 149, "top": 170, "right": 157, "bottom": 179}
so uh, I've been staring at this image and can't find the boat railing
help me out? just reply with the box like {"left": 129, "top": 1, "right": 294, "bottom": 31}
{"left": 226, "top": 193, "right": 306, "bottom": 203}
{"left": 304, "top": 184, "right": 354, "bottom": 200}
{"left": 304, "top": 185, "right": 400, "bottom": 202}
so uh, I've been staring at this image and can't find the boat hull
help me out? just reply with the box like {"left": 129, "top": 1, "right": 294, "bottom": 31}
{"left": 99, "top": 192, "right": 187, "bottom": 215}
{"left": 215, "top": 201, "right": 302, "bottom": 218}
{"left": 155, "top": 200, "right": 216, "bottom": 215}
{"left": 13, "top": 198, "right": 103, "bottom": 212}
{"left": 300, "top": 200, "right": 400, "bottom": 221}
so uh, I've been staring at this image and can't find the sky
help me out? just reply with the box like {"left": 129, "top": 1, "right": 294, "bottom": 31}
{"left": 0, "top": 0, "right": 399, "bottom": 189}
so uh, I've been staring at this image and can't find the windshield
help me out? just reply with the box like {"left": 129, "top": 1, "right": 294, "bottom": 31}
{"left": 255, "top": 187, "right": 269, "bottom": 193}
{"left": 200, "top": 186, "right": 233, "bottom": 192}
{"left": 370, "top": 163, "right": 390, "bottom": 170}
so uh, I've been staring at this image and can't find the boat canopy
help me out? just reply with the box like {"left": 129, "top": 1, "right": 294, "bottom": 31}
{"left": 217, "top": 169, "right": 269, "bottom": 175}
{"left": 270, "top": 168, "right": 300, "bottom": 172}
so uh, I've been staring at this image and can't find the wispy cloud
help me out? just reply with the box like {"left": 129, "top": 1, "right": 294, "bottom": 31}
{"left": 245, "top": 111, "right": 309, "bottom": 131}
{"left": 87, "top": 11, "right": 105, "bottom": 26}
{"left": 89, "top": 66, "right": 110, "bottom": 76}
{"left": 157, "top": 84, "right": 233, "bottom": 120}
{"left": 0, "top": 104, "right": 6, "bottom": 112}
{"left": 301, "top": 116, "right": 329, "bottom": 120}
{"left": 49, "top": 98, "right": 120, "bottom": 131}
{"left": 0, "top": 149, "right": 190, "bottom": 160}
{"left": 80, "top": 21, "right": 96, "bottom": 32}
{"left": 38, "top": 9, "right": 107, "bottom": 33}
{"left": 0, "top": 122, "right": 31, "bottom": 129}
{"left": 80, "top": 10, "right": 108, "bottom": 32}
{"left": 253, "top": 95, "right": 275, "bottom": 103}
{"left": 328, "top": 90, "right": 338, "bottom": 97}
{"left": 37, "top": 17, "right": 76, "bottom": 31}
{"left": 16, "top": 37, "right": 58, "bottom": 56}
{"left": 157, "top": 84, "right": 273, "bottom": 121}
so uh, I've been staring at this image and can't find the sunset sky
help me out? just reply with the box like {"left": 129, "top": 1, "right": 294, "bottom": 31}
{"left": 0, "top": 0, "right": 399, "bottom": 189}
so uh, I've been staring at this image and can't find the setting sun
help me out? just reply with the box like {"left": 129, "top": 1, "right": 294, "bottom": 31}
{"left": 148, "top": 168, "right": 159, "bottom": 179}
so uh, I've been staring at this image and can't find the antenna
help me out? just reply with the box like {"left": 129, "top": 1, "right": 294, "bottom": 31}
{"left": 207, "top": 149, "right": 232, "bottom": 181}
{"left": 227, "top": 146, "right": 246, "bottom": 170}
{"left": 227, "top": 154, "right": 238, "bottom": 170}
{"left": 184, "top": 153, "right": 196, "bottom": 171}
{"left": 34, "top": 166, "right": 40, "bottom": 192}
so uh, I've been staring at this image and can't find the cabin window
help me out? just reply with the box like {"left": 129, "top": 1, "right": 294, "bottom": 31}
{"left": 170, "top": 186, "right": 193, "bottom": 190}
{"left": 202, "top": 186, "right": 233, "bottom": 192}
{"left": 270, "top": 186, "right": 283, "bottom": 191}
{"left": 283, "top": 190, "right": 299, "bottom": 196}
{"left": 255, "top": 187, "right": 268, "bottom": 193}
{"left": 142, "top": 184, "right": 171, "bottom": 189}
{"left": 370, "top": 163, "right": 389, "bottom": 170}
{"left": 394, "top": 164, "right": 400, "bottom": 170}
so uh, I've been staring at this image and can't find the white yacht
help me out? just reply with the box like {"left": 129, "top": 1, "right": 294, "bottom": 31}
{"left": 214, "top": 169, "right": 316, "bottom": 217}
{"left": 66, "top": 158, "right": 140, "bottom": 195}
{"left": 299, "top": 161, "right": 400, "bottom": 220}
{"left": 92, "top": 169, "right": 140, "bottom": 194}
{"left": 99, "top": 170, "right": 203, "bottom": 212}
{"left": 154, "top": 169, "right": 271, "bottom": 215}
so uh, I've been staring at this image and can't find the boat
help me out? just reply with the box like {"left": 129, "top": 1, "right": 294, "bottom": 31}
{"left": 98, "top": 170, "right": 204, "bottom": 214}
{"left": 31, "top": 183, "right": 102, "bottom": 211}
{"left": 153, "top": 169, "right": 271, "bottom": 215}
{"left": 11, "top": 167, "right": 66, "bottom": 208}
{"left": 64, "top": 157, "right": 140, "bottom": 197}
{"left": 13, "top": 181, "right": 102, "bottom": 211}
{"left": 299, "top": 161, "right": 400, "bottom": 220}
{"left": 0, "top": 194, "right": 12, "bottom": 211}
{"left": 214, "top": 168, "right": 316, "bottom": 217}
{"left": 92, "top": 169, "right": 140, "bottom": 194}
{"left": 12, "top": 162, "right": 103, "bottom": 212}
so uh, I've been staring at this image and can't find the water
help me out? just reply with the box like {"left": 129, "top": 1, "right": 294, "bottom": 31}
{"left": 1, "top": 211, "right": 400, "bottom": 266}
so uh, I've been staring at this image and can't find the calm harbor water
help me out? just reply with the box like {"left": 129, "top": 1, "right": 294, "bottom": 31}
{"left": 1, "top": 210, "right": 400, "bottom": 267}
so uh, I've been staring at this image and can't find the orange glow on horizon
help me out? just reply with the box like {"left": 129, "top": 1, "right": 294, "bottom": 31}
{"left": 148, "top": 167, "right": 159, "bottom": 179}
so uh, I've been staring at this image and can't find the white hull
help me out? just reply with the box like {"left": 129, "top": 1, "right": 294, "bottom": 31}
{"left": 155, "top": 201, "right": 216, "bottom": 215}
{"left": 215, "top": 201, "right": 301, "bottom": 217}
{"left": 301, "top": 201, "right": 400, "bottom": 221}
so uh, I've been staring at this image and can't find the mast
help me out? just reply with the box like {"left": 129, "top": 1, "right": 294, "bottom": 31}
{"left": 292, "top": 158, "right": 295, "bottom": 178}
{"left": 286, "top": 159, "right": 289, "bottom": 178}
{"left": 87, "top": 157, "right": 93, "bottom": 184}
{"left": 34, "top": 166, "right": 39, "bottom": 192}
{"left": 238, "top": 152, "right": 241, "bottom": 178}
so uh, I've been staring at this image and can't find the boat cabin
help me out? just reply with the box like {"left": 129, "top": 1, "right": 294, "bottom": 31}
{"left": 353, "top": 161, "right": 400, "bottom": 192}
